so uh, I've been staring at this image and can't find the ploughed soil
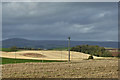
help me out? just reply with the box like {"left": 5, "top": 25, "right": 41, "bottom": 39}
{"left": 22, "top": 53, "right": 46, "bottom": 58}
{"left": 2, "top": 59, "right": 118, "bottom": 78}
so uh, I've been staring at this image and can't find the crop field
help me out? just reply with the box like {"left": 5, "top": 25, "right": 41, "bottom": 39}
{"left": 2, "top": 50, "right": 103, "bottom": 61}
{"left": 1, "top": 50, "right": 119, "bottom": 78}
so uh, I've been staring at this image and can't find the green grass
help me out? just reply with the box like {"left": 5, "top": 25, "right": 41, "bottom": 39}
{"left": 0, "top": 48, "right": 12, "bottom": 52}
{"left": 104, "top": 47, "right": 117, "bottom": 49}
{"left": 1, "top": 57, "right": 66, "bottom": 64}
{"left": 50, "top": 47, "right": 70, "bottom": 51}
{"left": 0, "top": 48, "right": 19, "bottom": 52}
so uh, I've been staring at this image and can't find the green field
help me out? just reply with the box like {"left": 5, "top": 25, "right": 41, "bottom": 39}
{"left": 0, "top": 48, "right": 19, "bottom": 52}
{"left": 50, "top": 47, "right": 70, "bottom": 51}
{"left": 0, "top": 48, "right": 12, "bottom": 52}
{"left": 1, "top": 57, "right": 65, "bottom": 64}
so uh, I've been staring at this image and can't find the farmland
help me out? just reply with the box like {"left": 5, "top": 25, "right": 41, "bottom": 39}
{"left": 0, "top": 48, "right": 18, "bottom": 52}
{"left": 1, "top": 50, "right": 119, "bottom": 78}
{"left": 2, "top": 59, "right": 118, "bottom": 78}
{"left": 1, "top": 50, "right": 104, "bottom": 61}
{"left": 1, "top": 57, "right": 65, "bottom": 64}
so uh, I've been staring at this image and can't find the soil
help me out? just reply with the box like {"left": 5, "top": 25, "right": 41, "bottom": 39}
{"left": 2, "top": 59, "right": 118, "bottom": 78}
{"left": 22, "top": 53, "right": 46, "bottom": 58}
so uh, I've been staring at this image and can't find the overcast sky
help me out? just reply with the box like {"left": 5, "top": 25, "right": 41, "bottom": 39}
{"left": 2, "top": 2, "right": 118, "bottom": 41}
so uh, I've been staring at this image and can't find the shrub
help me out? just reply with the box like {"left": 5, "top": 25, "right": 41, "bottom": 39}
{"left": 88, "top": 55, "right": 94, "bottom": 59}
{"left": 10, "top": 46, "right": 18, "bottom": 52}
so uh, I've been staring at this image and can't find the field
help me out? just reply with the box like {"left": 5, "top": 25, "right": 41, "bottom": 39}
{"left": 1, "top": 50, "right": 119, "bottom": 78}
{"left": 0, "top": 48, "right": 16, "bottom": 52}
{"left": 2, "top": 50, "right": 104, "bottom": 61}
{"left": 1, "top": 57, "right": 65, "bottom": 64}
{"left": 2, "top": 59, "right": 118, "bottom": 78}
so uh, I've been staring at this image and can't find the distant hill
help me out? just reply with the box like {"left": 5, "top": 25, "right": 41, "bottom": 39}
{"left": 2, "top": 38, "right": 118, "bottom": 49}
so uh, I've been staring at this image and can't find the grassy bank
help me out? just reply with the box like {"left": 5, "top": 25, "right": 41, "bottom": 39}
{"left": 1, "top": 57, "right": 65, "bottom": 64}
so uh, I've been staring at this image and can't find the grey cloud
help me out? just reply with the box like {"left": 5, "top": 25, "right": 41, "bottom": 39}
{"left": 2, "top": 2, "right": 118, "bottom": 41}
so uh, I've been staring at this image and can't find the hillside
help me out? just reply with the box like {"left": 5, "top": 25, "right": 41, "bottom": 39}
{"left": 2, "top": 38, "right": 118, "bottom": 49}
{"left": 2, "top": 50, "right": 96, "bottom": 60}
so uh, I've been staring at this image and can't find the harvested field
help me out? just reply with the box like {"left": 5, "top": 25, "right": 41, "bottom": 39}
{"left": 2, "top": 59, "right": 118, "bottom": 78}
{"left": 2, "top": 50, "right": 104, "bottom": 61}
{"left": 1, "top": 50, "right": 118, "bottom": 78}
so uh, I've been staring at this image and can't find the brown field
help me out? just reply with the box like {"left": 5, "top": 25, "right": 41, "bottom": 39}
{"left": 1, "top": 50, "right": 119, "bottom": 78}
{"left": 2, "top": 59, "right": 118, "bottom": 78}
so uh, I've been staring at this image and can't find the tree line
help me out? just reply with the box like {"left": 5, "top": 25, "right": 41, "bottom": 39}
{"left": 9, "top": 46, "right": 43, "bottom": 52}
{"left": 70, "top": 45, "right": 113, "bottom": 57}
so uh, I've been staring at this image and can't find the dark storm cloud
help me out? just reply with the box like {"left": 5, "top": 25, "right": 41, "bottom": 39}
{"left": 2, "top": 2, "right": 118, "bottom": 41}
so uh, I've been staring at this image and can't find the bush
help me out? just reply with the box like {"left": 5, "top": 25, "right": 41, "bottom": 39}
{"left": 88, "top": 55, "right": 94, "bottom": 59}
{"left": 10, "top": 46, "right": 18, "bottom": 52}
{"left": 71, "top": 45, "right": 113, "bottom": 57}
{"left": 101, "top": 51, "right": 113, "bottom": 57}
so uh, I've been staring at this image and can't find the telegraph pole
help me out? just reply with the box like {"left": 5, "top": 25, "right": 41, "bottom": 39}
{"left": 68, "top": 37, "right": 70, "bottom": 62}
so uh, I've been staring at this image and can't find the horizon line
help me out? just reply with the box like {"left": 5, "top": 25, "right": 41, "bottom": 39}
{"left": 1, "top": 38, "right": 118, "bottom": 42}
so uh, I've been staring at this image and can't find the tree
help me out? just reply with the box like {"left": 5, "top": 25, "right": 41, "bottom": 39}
{"left": 70, "top": 45, "right": 112, "bottom": 57}
{"left": 10, "top": 46, "right": 18, "bottom": 52}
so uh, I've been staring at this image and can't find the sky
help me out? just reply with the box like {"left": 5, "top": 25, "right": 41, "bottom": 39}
{"left": 2, "top": 2, "right": 118, "bottom": 41}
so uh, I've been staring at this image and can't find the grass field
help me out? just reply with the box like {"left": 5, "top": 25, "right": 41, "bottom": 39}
{"left": 0, "top": 48, "right": 19, "bottom": 52}
{"left": 49, "top": 47, "right": 69, "bottom": 51}
{"left": 1, "top": 57, "right": 65, "bottom": 64}
{"left": 0, "top": 48, "right": 12, "bottom": 52}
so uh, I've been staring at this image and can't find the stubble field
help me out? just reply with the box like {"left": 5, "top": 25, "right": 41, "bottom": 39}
{"left": 1, "top": 50, "right": 119, "bottom": 78}
{"left": 2, "top": 59, "right": 118, "bottom": 78}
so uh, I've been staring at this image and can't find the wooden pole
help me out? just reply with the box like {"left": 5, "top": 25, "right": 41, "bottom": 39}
{"left": 68, "top": 37, "right": 70, "bottom": 62}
